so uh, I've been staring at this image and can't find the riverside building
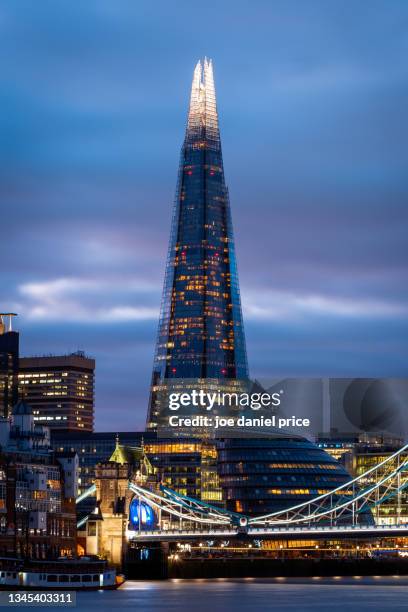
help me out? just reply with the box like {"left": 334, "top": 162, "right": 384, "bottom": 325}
{"left": 0, "top": 400, "right": 77, "bottom": 558}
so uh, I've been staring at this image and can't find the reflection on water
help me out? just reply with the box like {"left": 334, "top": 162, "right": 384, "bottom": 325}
{"left": 74, "top": 577, "right": 408, "bottom": 611}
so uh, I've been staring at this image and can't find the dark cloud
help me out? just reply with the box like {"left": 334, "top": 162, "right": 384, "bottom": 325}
{"left": 1, "top": 1, "right": 407, "bottom": 429}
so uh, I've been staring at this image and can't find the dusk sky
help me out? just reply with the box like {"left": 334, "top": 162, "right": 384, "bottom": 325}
{"left": 1, "top": 1, "right": 407, "bottom": 430}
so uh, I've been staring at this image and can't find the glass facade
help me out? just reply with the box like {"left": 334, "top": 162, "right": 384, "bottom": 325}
{"left": 353, "top": 446, "right": 408, "bottom": 525}
{"left": 147, "top": 58, "right": 248, "bottom": 429}
{"left": 217, "top": 438, "right": 355, "bottom": 516}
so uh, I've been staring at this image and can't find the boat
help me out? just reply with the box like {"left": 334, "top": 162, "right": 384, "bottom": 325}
{"left": 0, "top": 556, "right": 125, "bottom": 590}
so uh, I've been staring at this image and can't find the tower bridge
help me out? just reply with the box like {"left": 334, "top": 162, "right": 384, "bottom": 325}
{"left": 130, "top": 524, "right": 408, "bottom": 543}
{"left": 77, "top": 441, "right": 408, "bottom": 544}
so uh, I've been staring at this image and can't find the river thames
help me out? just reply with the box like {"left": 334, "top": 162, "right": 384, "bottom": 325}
{"left": 74, "top": 577, "right": 408, "bottom": 611}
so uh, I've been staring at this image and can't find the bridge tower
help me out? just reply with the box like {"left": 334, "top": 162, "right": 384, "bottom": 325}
{"left": 88, "top": 439, "right": 154, "bottom": 567}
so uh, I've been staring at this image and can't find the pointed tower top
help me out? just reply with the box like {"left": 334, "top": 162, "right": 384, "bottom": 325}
{"left": 186, "top": 58, "right": 219, "bottom": 145}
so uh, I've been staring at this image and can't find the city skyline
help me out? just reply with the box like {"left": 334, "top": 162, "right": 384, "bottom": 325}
{"left": 2, "top": 2, "right": 407, "bottom": 429}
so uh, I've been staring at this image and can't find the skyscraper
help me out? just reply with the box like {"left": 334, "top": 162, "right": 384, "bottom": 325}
{"left": 147, "top": 59, "right": 248, "bottom": 429}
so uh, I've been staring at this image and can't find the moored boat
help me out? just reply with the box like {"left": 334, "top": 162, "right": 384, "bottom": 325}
{"left": 0, "top": 556, "right": 125, "bottom": 590}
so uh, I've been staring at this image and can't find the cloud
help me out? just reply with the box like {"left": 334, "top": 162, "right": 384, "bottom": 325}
{"left": 16, "top": 276, "right": 407, "bottom": 326}
{"left": 18, "top": 277, "right": 159, "bottom": 322}
{"left": 242, "top": 289, "right": 408, "bottom": 321}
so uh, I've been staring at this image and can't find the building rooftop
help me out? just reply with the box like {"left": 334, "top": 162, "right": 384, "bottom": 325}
{"left": 20, "top": 351, "right": 95, "bottom": 368}
{"left": 109, "top": 442, "right": 143, "bottom": 465}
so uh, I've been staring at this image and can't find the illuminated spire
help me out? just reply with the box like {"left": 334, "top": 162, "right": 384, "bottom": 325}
{"left": 147, "top": 59, "right": 248, "bottom": 429}
{"left": 186, "top": 57, "right": 219, "bottom": 144}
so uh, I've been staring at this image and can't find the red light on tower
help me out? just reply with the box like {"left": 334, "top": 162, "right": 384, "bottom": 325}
{"left": 221, "top": 368, "right": 227, "bottom": 375}
{"left": 172, "top": 367, "right": 177, "bottom": 373}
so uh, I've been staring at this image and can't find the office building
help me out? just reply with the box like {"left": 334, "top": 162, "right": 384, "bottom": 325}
{"left": 353, "top": 443, "right": 408, "bottom": 525}
{"left": 19, "top": 352, "right": 95, "bottom": 432}
{"left": 318, "top": 433, "right": 408, "bottom": 525}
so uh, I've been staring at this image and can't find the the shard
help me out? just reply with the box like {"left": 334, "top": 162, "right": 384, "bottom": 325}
{"left": 147, "top": 59, "right": 248, "bottom": 429}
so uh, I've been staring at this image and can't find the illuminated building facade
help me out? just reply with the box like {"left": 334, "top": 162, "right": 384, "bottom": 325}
{"left": 0, "top": 400, "right": 77, "bottom": 558}
{"left": 0, "top": 314, "right": 19, "bottom": 418}
{"left": 144, "top": 439, "right": 222, "bottom": 503}
{"left": 353, "top": 444, "right": 408, "bottom": 525}
{"left": 52, "top": 430, "right": 222, "bottom": 502}
{"left": 217, "top": 438, "right": 353, "bottom": 516}
{"left": 318, "top": 434, "right": 408, "bottom": 525}
{"left": 19, "top": 352, "right": 95, "bottom": 432}
{"left": 147, "top": 58, "right": 248, "bottom": 429}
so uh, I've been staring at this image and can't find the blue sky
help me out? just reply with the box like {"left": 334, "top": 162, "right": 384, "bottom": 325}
{"left": 1, "top": 1, "right": 407, "bottom": 429}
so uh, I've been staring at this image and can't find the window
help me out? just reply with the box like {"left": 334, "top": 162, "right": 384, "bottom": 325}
{"left": 88, "top": 522, "right": 97, "bottom": 537}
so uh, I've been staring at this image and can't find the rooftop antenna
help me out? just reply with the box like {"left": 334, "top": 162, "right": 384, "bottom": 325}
{"left": 0, "top": 313, "right": 17, "bottom": 334}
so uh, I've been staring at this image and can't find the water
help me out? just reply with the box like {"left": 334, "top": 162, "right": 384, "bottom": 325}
{"left": 74, "top": 577, "right": 408, "bottom": 611}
